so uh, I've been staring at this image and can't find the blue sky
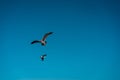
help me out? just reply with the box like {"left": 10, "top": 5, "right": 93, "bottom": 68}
{"left": 0, "top": 0, "right": 120, "bottom": 80}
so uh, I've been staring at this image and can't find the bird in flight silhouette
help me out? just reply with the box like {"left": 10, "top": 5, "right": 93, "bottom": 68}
{"left": 31, "top": 32, "right": 53, "bottom": 46}
{"left": 40, "top": 54, "right": 47, "bottom": 61}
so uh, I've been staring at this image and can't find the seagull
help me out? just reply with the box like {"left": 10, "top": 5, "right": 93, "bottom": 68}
{"left": 31, "top": 32, "right": 53, "bottom": 46}
{"left": 40, "top": 54, "right": 47, "bottom": 61}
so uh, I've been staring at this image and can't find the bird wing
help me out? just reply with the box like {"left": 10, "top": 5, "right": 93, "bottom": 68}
{"left": 42, "top": 32, "right": 53, "bottom": 41}
{"left": 31, "top": 40, "right": 40, "bottom": 44}
{"left": 43, "top": 54, "right": 47, "bottom": 57}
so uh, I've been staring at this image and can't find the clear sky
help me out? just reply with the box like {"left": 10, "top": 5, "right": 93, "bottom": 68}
{"left": 0, "top": 0, "right": 120, "bottom": 80}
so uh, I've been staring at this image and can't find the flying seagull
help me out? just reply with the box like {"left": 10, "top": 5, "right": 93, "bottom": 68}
{"left": 31, "top": 32, "right": 53, "bottom": 46}
{"left": 40, "top": 54, "right": 47, "bottom": 61}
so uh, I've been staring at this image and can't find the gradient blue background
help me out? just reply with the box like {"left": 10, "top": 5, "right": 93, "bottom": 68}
{"left": 0, "top": 0, "right": 120, "bottom": 80}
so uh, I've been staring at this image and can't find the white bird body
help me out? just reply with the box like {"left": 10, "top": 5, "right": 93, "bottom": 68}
{"left": 40, "top": 40, "right": 46, "bottom": 46}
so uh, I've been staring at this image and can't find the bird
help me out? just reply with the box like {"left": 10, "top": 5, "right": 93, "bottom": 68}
{"left": 31, "top": 32, "right": 53, "bottom": 46}
{"left": 40, "top": 54, "right": 47, "bottom": 61}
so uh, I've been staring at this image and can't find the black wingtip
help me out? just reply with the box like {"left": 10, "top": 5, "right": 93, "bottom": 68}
{"left": 31, "top": 41, "right": 34, "bottom": 44}
{"left": 43, "top": 54, "right": 47, "bottom": 56}
{"left": 49, "top": 32, "right": 53, "bottom": 34}
{"left": 31, "top": 42, "right": 33, "bottom": 44}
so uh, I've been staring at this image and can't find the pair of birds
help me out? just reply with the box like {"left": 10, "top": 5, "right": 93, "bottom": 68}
{"left": 31, "top": 32, "right": 53, "bottom": 61}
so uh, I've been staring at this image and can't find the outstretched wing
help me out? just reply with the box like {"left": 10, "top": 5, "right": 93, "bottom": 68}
{"left": 43, "top": 54, "right": 47, "bottom": 57}
{"left": 42, "top": 32, "right": 53, "bottom": 41}
{"left": 31, "top": 40, "right": 40, "bottom": 44}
